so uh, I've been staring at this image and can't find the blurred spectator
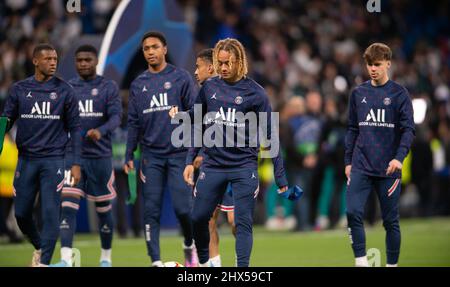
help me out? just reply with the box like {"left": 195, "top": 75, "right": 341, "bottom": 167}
{"left": 0, "top": 0, "right": 120, "bottom": 109}
{"left": 265, "top": 97, "right": 306, "bottom": 231}
{"left": 410, "top": 125, "right": 434, "bottom": 216}
{"left": 282, "top": 91, "right": 323, "bottom": 231}
{"left": 315, "top": 97, "right": 347, "bottom": 230}
{"left": 111, "top": 91, "right": 143, "bottom": 238}
{"left": 0, "top": 132, "right": 23, "bottom": 243}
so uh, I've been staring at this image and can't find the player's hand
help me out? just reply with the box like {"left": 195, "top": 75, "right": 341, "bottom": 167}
{"left": 70, "top": 165, "right": 81, "bottom": 186}
{"left": 193, "top": 156, "right": 203, "bottom": 170}
{"left": 123, "top": 160, "right": 135, "bottom": 175}
{"left": 278, "top": 186, "right": 288, "bottom": 194}
{"left": 345, "top": 165, "right": 352, "bottom": 185}
{"left": 86, "top": 129, "right": 101, "bottom": 141}
{"left": 386, "top": 159, "right": 402, "bottom": 175}
{"left": 183, "top": 165, "right": 195, "bottom": 186}
{"left": 169, "top": 105, "right": 179, "bottom": 119}
{"left": 345, "top": 165, "right": 352, "bottom": 180}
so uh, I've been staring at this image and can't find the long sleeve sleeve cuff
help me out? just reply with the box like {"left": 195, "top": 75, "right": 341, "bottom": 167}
{"left": 275, "top": 174, "right": 288, "bottom": 189}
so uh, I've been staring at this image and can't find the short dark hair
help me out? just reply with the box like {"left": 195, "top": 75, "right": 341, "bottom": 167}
{"left": 141, "top": 31, "right": 167, "bottom": 46}
{"left": 197, "top": 48, "right": 213, "bottom": 63}
{"left": 33, "top": 43, "right": 55, "bottom": 58}
{"left": 75, "top": 44, "right": 98, "bottom": 56}
{"left": 363, "top": 43, "right": 392, "bottom": 63}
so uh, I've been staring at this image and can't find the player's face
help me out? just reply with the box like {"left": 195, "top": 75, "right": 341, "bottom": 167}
{"left": 366, "top": 60, "right": 390, "bottom": 83}
{"left": 33, "top": 49, "right": 57, "bottom": 77}
{"left": 75, "top": 51, "right": 98, "bottom": 79}
{"left": 142, "top": 37, "right": 167, "bottom": 67}
{"left": 217, "top": 50, "right": 239, "bottom": 82}
{"left": 195, "top": 57, "right": 213, "bottom": 85}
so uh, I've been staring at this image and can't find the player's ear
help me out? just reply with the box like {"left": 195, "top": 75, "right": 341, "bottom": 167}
{"left": 207, "top": 64, "right": 214, "bottom": 75}
{"left": 386, "top": 60, "right": 391, "bottom": 69}
{"left": 163, "top": 45, "right": 167, "bottom": 56}
{"left": 32, "top": 56, "right": 39, "bottom": 67}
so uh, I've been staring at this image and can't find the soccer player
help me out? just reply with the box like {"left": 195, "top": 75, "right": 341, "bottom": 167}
{"left": 345, "top": 43, "right": 415, "bottom": 267}
{"left": 194, "top": 48, "right": 236, "bottom": 267}
{"left": 170, "top": 38, "right": 288, "bottom": 267}
{"left": 51, "top": 45, "right": 122, "bottom": 267}
{"left": 123, "top": 31, "right": 198, "bottom": 267}
{"left": 1, "top": 43, "right": 81, "bottom": 266}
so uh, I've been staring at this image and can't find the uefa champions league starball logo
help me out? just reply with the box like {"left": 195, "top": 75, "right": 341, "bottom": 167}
{"left": 366, "top": 0, "right": 381, "bottom": 13}
{"left": 235, "top": 96, "right": 243, "bottom": 105}
{"left": 66, "top": 0, "right": 81, "bottom": 13}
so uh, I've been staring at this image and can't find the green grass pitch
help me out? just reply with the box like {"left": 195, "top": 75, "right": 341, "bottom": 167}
{"left": 0, "top": 217, "right": 449, "bottom": 267}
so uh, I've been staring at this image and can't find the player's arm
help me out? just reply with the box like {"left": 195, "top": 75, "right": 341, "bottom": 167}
{"left": 90, "top": 82, "right": 122, "bottom": 141}
{"left": 184, "top": 146, "right": 202, "bottom": 186}
{"left": 256, "top": 90, "right": 288, "bottom": 191}
{"left": 394, "top": 88, "right": 415, "bottom": 161}
{"left": 193, "top": 149, "right": 204, "bottom": 169}
{"left": 387, "top": 88, "right": 415, "bottom": 175}
{"left": 180, "top": 85, "right": 207, "bottom": 186}
{"left": 169, "top": 83, "right": 207, "bottom": 159}
{"left": 179, "top": 70, "right": 198, "bottom": 111}
{"left": 183, "top": 119, "right": 203, "bottom": 186}
{"left": 184, "top": 86, "right": 206, "bottom": 166}
{"left": 124, "top": 87, "right": 139, "bottom": 174}
{"left": 344, "top": 89, "right": 358, "bottom": 178}
{"left": 170, "top": 82, "right": 207, "bottom": 120}
{"left": 65, "top": 86, "right": 82, "bottom": 185}
{"left": 183, "top": 123, "right": 203, "bottom": 186}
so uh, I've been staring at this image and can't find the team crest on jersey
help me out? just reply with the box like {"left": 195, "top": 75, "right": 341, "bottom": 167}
{"left": 383, "top": 98, "right": 391, "bottom": 106}
{"left": 91, "top": 88, "right": 98, "bottom": 96}
{"left": 235, "top": 96, "right": 243, "bottom": 105}
{"left": 164, "top": 81, "right": 172, "bottom": 90}
{"left": 49, "top": 92, "right": 58, "bottom": 100}
{"left": 199, "top": 171, "right": 205, "bottom": 180}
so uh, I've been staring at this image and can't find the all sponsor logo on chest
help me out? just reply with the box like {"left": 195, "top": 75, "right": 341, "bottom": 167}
{"left": 21, "top": 101, "right": 61, "bottom": 120}
{"left": 143, "top": 92, "right": 171, "bottom": 114}
{"left": 79, "top": 99, "right": 103, "bottom": 118}
{"left": 359, "top": 108, "right": 395, "bottom": 128}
